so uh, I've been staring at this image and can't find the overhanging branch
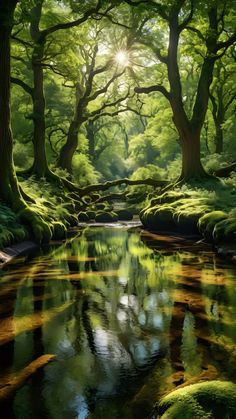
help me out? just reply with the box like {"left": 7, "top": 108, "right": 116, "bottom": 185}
{"left": 135, "top": 84, "right": 170, "bottom": 100}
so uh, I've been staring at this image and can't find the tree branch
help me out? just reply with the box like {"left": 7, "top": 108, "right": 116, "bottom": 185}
{"left": 40, "top": 1, "right": 113, "bottom": 40}
{"left": 88, "top": 70, "right": 125, "bottom": 102}
{"left": 216, "top": 32, "right": 236, "bottom": 52}
{"left": 79, "top": 177, "right": 168, "bottom": 196}
{"left": 124, "top": 0, "right": 169, "bottom": 19}
{"left": 178, "top": 0, "right": 194, "bottom": 32}
{"left": 11, "top": 77, "right": 33, "bottom": 96}
{"left": 135, "top": 84, "right": 170, "bottom": 100}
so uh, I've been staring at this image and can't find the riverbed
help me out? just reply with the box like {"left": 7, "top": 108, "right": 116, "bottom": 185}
{"left": 0, "top": 224, "right": 236, "bottom": 418}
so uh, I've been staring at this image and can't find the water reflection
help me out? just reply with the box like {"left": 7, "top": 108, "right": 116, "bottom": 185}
{"left": 0, "top": 226, "right": 236, "bottom": 418}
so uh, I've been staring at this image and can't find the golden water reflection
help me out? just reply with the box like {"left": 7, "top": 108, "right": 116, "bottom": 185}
{"left": 0, "top": 227, "right": 236, "bottom": 418}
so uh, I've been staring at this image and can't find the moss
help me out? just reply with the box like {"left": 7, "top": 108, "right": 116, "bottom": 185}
{"left": 213, "top": 218, "right": 236, "bottom": 243}
{"left": 158, "top": 380, "right": 236, "bottom": 419}
{"left": 78, "top": 212, "right": 90, "bottom": 222}
{"left": 51, "top": 221, "right": 66, "bottom": 240}
{"left": 18, "top": 208, "right": 52, "bottom": 244}
{"left": 140, "top": 205, "right": 176, "bottom": 231}
{"left": 64, "top": 214, "right": 78, "bottom": 227}
{"left": 95, "top": 211, "right": 118, "bottom": 222}
{"left": 95, "top": 203, "right": 107, "bottom": 210}
{"left": 81, "top": 195, "right": 92, "bottom": 205}
{"left": 198, "top": 211, "right": 228, "bottom": 241}
{"left": 87, "top": 211, "right": 96, "bottom": 220}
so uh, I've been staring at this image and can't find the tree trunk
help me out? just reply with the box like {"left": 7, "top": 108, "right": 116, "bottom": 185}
{"left": 31, "top": 43, "right": 49, "bottom": 177}
{"left": 0, "top": 0, "right": 25, "bottom": 208}
{"left": 215, "top": 123, "right": 223, "bottom": 154}
{"left": 0, "top": 4, "right": 52, "bottom": 244}
{"left": 86, "top": 120, "right": 95, "bottom": 161}
{"left": 57, "top": 120, "right": 80, "bottom": 173}
{"left": 180, "top": 130, "right": 207, "bottom": 180}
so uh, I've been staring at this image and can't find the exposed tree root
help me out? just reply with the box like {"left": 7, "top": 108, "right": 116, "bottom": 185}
{"left": 79, "top": 178, "right": 168, "bottom": 196}
{"left": 18, "top": 184, "right": 36, "bottom": 203}
{"left": 213, "top": 161, "right": 236, "bottom": 178}
{"left": 93, "top": 192, "right": 128, "bottom": 204}
{"left": 0, "top": 354, "right": 55, "bottom": 401}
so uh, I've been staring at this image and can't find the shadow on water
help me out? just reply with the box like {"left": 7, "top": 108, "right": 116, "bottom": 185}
{"left": 0, "top": 225, "right": 236, "bottom": 418}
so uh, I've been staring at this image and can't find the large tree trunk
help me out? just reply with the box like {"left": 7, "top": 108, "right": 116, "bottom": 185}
{"left": 180, "top": 130, "right": 207, "bottom": 180}
{"left": 28, "top": 1, "right": 50, "bottom": 178}
{"left": 57, "top": 119, "right": 82, "bottom": 173}
{"left": 0, "top": 0, "right": 25, "bottom": 208}
{"left": 0, "top": 1, "right": 52, "bottom": 244}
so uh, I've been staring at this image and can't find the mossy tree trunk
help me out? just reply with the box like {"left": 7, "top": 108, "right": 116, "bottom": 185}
{"left": 0, "top": 0, "right": 25, "bottom": 209}
{"left": 29, "top": 1, "right": 50, "bottom": 178}
{"left": 0, "top": 0, "right": 53, "bottom": 244}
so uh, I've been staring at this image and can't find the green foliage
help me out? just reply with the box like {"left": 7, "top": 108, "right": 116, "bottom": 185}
{"left": 72, "top": 154, "right": 100, "bottom": 186}
{"left": 0, "top": 203, "right": 28, "bottom": 248}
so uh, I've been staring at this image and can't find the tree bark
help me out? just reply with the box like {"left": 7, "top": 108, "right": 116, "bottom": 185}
{"left": 28, "top": 1, "right": 50, "bottom": 178}
{"left": 0, "top": 1, "right": 52, "bottom": 244}
{"left": 86, "top": 120, "right": 95, "bottom": 161}
{"left": 179, "top": 129, "right": 206, "bottom": 180}
{"left": 57, "top": 120, "right": 81, "bottom": 173}
{"left": 31, "top": 42, "right": 49, "bottom": 176}
{"left": 0, "top": 0, "right": 25, "bottom": 208}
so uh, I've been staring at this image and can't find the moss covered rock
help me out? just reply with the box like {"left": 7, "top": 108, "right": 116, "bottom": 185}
{"left": 78, "top": 212, "right": 89, "bottom": 222}
{"left": 95, "top": 211, "right": 118, "bottom": 222}
{"left": 51, "top": 221, "right": 66, "bottom": 240}
{"left": 87, "top": 210, "right": 96, "bottom": 220}
{"left": 158, "top": 380, "right": 236, "bottom": 419}
{"left": 140, "top": 205, "right": 176, "bottom": 231}
{"left": 117, "top": 209, "right": 133, "bottom": 221}
{"left": 213, "top": 218, "right": 236, "bottom": 243}
{"left": 95, "top": 203, "right": 107, "bottom": 210}
{"left": 198, "top": 211, "right": 228, "bottom": 241}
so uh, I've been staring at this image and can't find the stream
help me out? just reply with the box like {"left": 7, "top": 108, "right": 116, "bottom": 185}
{"left": 0, "top": 224, "right": 236, "bottom": 418}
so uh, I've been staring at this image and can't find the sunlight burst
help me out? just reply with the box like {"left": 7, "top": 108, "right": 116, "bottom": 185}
{"left": 115, "top": 50, "right": 129, "bottom": 66}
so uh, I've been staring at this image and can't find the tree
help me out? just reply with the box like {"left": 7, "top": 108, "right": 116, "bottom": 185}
{"left": 56, "top": 41, "right": 129, "bottom": 173}
{"left": 12, "top": 0, "right": 115, "bottom": 178}
{"left": 209, "top": 50, "right": 236, "bottom": 154}
{"left": 0, "top": 0, "right": 51, "bottom": 242}
{"left": 124, "top": 0, "right": 236, "bottom": 180}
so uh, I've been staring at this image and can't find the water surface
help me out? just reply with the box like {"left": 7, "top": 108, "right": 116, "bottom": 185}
{"left": 0, "top": 225, "right": 236, "bottom": 418}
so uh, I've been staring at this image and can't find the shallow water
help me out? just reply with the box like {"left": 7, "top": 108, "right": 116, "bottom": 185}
{"left": 0, "top": 225, "right": 236, "bottom": 418}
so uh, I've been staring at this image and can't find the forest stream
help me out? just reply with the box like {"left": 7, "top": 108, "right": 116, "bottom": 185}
{"left": 0, "top": 224, "right": 236, "bottom": 419}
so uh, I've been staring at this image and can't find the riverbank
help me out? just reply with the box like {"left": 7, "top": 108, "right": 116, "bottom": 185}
{"left": 140, "top": 179, "right": 236, "bottom": 248}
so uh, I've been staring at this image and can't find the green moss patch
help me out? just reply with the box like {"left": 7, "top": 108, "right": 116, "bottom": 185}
{"left": 158, "top": 380, "right": 236, "bottom": 419}
{"left": 140, "top": 185, "right": 236, "bottom": 243}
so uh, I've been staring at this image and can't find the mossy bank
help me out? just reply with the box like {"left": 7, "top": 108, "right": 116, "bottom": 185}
{"left": 140, "top": 179, "right": 236, "bottom": 245}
